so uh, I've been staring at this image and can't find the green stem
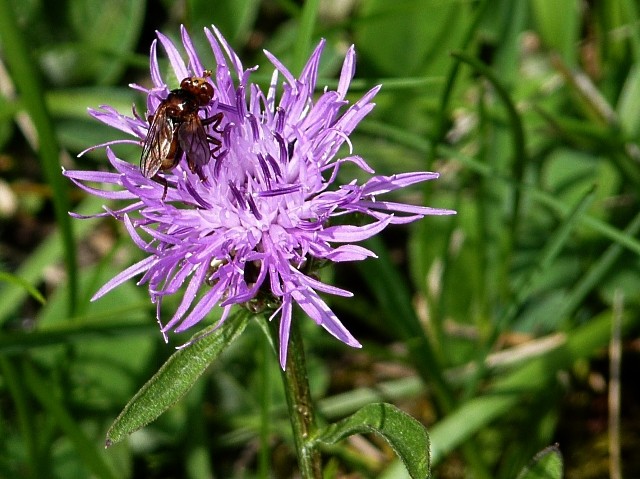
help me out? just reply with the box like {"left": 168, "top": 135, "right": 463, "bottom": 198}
{"left": 258, "top": 333, "right": 272, "bottom": 478}
{"left": 273, "top": 318, "right": 322, "bottom": 478}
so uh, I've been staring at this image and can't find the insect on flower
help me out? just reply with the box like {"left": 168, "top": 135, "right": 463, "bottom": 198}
{"left": 141, "top": 70, "right": 223, "bottom": 192}
{"left": 64, "top": 26, "right": 457, "bottom": 369}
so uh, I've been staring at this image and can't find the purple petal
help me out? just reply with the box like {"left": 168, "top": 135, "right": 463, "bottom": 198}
{"left": 276, "top": 298, "right": 293, "bottom": 368}
{"left": 123, "top": 214, "right": 153, "bottom": 251}
{"left": 290, "top": 287, "right": 361, "bottom": 347}
{"left": 65, "top": 176, "right": 135, "bottom": 200}
{"left": 263, "top": 49, "right": 296, "bottom": 88}
{"left": 63, "top": 168, "right": 122, "bottom": 184}
{"left": 149, "top": 40, "right": 163, "bottom": 87}
{"left": 88, "top": 106, "right": 143, "bottom": 137}
{"left": 319, "top": 216, "right": 392, "bottom": 243}
{"left": 333, "top": 86, "right": 381, "bottom": 135}
{"left": 156, "top": 30, "right": 188, "bottom": 82}
{"left": 337, "top": 45, "right": 356, "bottom": 98}
{"left": 358, "top": 200, "right": 456, "bottom": 216}
{"left": 166, "top": 259, "right": 209, "bottom": 330}
{"left": 298, "top": 39, "right": 325, "bottom": 95}
{"left": 295, "top": 270, "right": 353, "bottom": 297}
{"left": 173, "top": 277, "right": 229, "bottom": 332}
{"left": 181, "top": 25, "right": 205, "bottom": 77}
{"left": 210, "top": 25, "right": 244, "bottom": 81}
{"left": 362, "top": 172, "right": 440, "bottom": 195}
{"left": 92, "top": 256, "right": 156, "bottom": 301}
{"left": 78, "top": 139, "right": 141, "bottom": 157}
{"left": 312, "top": 244, "right": 377, "bottom": 262}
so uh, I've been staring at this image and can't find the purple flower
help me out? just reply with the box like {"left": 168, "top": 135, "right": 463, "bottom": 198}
{"left": 64, "top": 26, "right": 455, "bottom": 368}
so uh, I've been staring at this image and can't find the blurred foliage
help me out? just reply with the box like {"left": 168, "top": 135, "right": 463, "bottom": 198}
{"left": 0, "top": 0, "right": 639, "bottom": 478}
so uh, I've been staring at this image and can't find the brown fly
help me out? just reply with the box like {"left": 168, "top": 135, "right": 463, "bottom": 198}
{"left": 140, "top": 71, "right": 223, "bottom": 197}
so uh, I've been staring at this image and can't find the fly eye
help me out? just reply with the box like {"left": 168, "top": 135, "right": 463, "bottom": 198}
{"left": 198, "top": 82, "right": 214, "bottom": 104}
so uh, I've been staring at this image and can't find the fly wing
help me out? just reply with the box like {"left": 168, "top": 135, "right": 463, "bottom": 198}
{"left": 177, "top": 117, "right": 210, "bottom": 178}
{"left": 140, "top": 107, "right": 174, "bottom": 178}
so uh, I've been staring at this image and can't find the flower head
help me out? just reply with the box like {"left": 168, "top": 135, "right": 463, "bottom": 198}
{"left": 64, "top": 26, "right": 455, "bottom": 367}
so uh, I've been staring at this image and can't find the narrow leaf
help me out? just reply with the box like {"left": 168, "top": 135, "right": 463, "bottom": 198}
{"left": 429, "top": 310, "right": 633, "bottom": 465}
{"left": 530, "top": 0, "right": 580, "bottom": 65}
{"left": 0, "top": 194, "right": 105, "bottom": 328}
{"left": 516, "top": 444, "right": 563, "bottom": 479}
{"left": 314, "top": 403, "right": 430, "bottom": 479}
{"left": 106, "top": 310, "right": 251, "bottom": 446}
{"left": 0, "top": 271, "right": 46, "bottom": 305}
{"left": 293, "top": 0, "right": 320, "bottom": 74}
{"left": 0, "top": 0, "right": 78, "bottom": 315}
{"left": 24, "top": 363, "right": 118, "bottom": 479}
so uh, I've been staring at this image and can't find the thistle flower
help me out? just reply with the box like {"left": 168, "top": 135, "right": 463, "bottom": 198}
{"left": 64, "top": 26, "right": 455, "bottom": 367}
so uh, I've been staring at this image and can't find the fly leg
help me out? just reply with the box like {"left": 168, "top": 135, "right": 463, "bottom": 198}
{"left": 203, "top": 112, "right": 224, "bottom": 159}
{"left": 202, "top": 112, "right": 224, "bottom": 133}
{"left": 207, "top": 135, "right": 222, "bottom": 158}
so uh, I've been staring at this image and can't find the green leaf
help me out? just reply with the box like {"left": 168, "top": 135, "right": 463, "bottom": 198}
{"left": 314, "top": 403, "right": 430, "bottom": 479}
{"left": 106, "top": 310, "right": 251, "bottom": 446}
{"left": 428, "top": 309, "right": 633, "bottom": 465}
{"left": 516, "top": 444, "right": 563, "bottom": 479}
{"left": 67, "top": 0, "right": 146, "bottom": 84}
{"left": 355, "top": 0, "right": 470, "bottom": 76}
{"left": 0, "top": 0, "right": 78, "bottom": 316}
{"left": 0, "top": 271, "right": 45, "bottom": 305}
{"left": 0, "top": 195, "right": 105, "bottom": 328}
{"left": 24, "top": 363, "right": 119, "bottom": 479}
{"left": 531, "top": 0, "right": 580, "bottom": 65}
{"left": 617, "top": 63, "right": 640, "bottom": 137}
{"left": 187, "top": 0, "right": 261, "bottom": 45}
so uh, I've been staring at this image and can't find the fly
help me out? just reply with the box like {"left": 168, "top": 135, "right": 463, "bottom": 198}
{"left": 140, "top": 71, "right": 223, "bottom": 197}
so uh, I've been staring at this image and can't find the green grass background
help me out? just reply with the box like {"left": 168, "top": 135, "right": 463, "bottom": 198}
{"left": 0, "top": 0, "right": 638, "bottom": 477}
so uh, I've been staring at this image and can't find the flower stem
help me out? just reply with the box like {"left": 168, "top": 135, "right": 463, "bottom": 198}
{"left": 272, "top": 318, "right": 322, "bottom": 478}
{"left": 258, "top": 335, "right": 272, "bottom": 479}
